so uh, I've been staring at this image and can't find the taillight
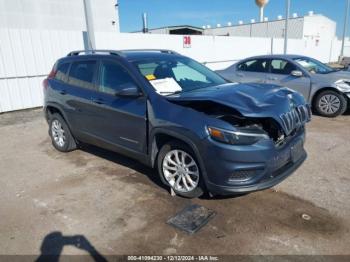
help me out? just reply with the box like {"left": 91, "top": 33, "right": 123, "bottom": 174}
{"left": 48, "top": 68, "right": 57, "bottom": 79}
{"left": 43, "top": 78, "right": 49, "bottom": 91}
{"left": 43, "top": 68, "right": 57, "bottom": 91}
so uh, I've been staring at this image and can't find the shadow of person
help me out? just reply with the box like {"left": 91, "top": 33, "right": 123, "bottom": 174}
{"left": 36, "top": 231, "right": 107, "bottom": 262}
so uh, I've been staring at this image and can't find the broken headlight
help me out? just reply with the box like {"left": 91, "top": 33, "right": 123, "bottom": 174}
{"left": 207, "top": 126, "right": 269, "bottom": 145}
{"left": 335, "top": 80, "right": 350, "bottom": 92}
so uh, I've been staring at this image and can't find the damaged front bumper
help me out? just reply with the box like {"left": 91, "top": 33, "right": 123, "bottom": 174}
{"left": 200, "top": 128, "right": 306, "bottom": 195}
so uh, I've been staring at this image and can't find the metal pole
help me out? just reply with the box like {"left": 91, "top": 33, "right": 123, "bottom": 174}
{"left": 114, "top": 0, "right": 120, "bottom": 32}
{"left": 142, "top": 13, "right": 149, "bottom": 33}
{"left": 284, "top": 0, "right": 290, "bottom": 54}
{"left": 83, "top": 0, "right": 96, "bottom": 50}
{"left": 341, "top": 0, "right": 350, "bottom": 58}
{"left": 260, "top": 7, "right": 264, "bottom": 22}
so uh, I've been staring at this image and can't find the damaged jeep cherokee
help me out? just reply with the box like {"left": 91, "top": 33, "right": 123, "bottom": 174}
{"left": 43, "top": 49, "right": 311, "bottom": 198}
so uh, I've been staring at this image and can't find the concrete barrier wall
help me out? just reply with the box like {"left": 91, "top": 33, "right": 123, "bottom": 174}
{"left": 0, "top": 29, "right": 349, "bottom": 112}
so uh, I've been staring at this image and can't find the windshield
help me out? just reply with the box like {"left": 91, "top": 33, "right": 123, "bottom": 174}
{"left": 293, "top": 57, "right": 335, "bottom": 74}
{"left": 133, "top": 56, "right": 227, "bottom": 95}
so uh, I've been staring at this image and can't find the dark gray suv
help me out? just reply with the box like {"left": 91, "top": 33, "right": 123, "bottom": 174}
{"left": 43, "top": 50, "right": 311, "bottom": 198}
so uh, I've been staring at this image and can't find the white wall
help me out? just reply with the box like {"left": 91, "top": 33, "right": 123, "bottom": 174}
{"left": 0, "top": 29, "right": 84, "bottom": 112}
{"left": 0, "top": 30, "right": 349, "bottom": 113}
{"left": 95, "top": 33, "right": 272, "bottom": 70}
{"left": 96, "top": 32, "right": 346, "bottom": 67}
{"left": 271, "top": 37, "right": 339, "bottom": 63}
{"left": 303, "top": 15, "right": 336, "bottom": 41}
{"left": 0, "top": 0, "right": 118, "bottom": 32}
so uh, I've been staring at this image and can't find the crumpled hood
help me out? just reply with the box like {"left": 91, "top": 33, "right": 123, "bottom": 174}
{"left": 168, "top": 83, "right": 310, "bottom": 135}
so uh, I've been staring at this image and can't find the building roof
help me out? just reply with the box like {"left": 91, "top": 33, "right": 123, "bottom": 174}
{"left": 204, "top": 14, "right": 334, "bottom": 30}
{"left": 132, "top": 25, "right": 204, "bottom": 33}
{"left": 151, "top": 25, "right": 204, "bottom": 30}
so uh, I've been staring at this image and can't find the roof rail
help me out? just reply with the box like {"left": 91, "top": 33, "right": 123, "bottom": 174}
{"left": 120, "top": 49, "right": 180, "bottom": 55}
{"left": 67, "top": 50, "right": 123, "bottom": 57}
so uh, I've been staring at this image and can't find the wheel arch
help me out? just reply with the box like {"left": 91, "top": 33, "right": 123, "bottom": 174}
{"left": 150, "top": 130, "right": 198, "bottom": 166}
{"left": 45, "top": 103, "right": 68, "bottom": 122}
{"left": 45, "top": 103, "right": 77, "bottom": 140}
{"left": 311, "top": 87, "right": 344, "bottom": 108}
{"left": 150, "top": 129, "right": 210, "bottom": 196}
{"left": 149, "top": 129, "right": 209, "bottom": 183}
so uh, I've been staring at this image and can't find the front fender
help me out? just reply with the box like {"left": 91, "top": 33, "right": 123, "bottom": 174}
{"left": 149, "top": 127, "right": 210, "bottom": 188}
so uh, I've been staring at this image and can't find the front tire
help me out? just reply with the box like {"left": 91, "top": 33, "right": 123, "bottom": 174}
{"left": 314, "top": 90, "right": 347, "bottom": 117}
{"left": 49, "top": 113, "right": 77, "bottom": 152}
{"left": 157, "top": 141, "right": 204, "bottom": 198}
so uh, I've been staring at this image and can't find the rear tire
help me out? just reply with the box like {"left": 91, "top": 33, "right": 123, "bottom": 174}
{"left": 314, "top": 90, "right": 347, "bottom": 117}
{"left": 157, "top": 141, "right": 204, "bottom": 198}
{"left": 49, "top": 113, "right": 77, "bottom": 152}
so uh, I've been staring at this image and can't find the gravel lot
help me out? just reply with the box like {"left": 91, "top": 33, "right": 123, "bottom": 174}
{"left": 0, "top": 109, "right": 349, "bottom": 257}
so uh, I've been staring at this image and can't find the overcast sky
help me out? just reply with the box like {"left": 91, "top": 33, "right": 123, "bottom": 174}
{"left": 119, "top": 0, "right": 349, "bottom": 37}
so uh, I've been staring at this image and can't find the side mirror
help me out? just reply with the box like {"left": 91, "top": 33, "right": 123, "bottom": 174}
{"left": 291, "top": 70, "right": 303, "bottom": 77}
{"left": 116, "top": 84, "right": 143, "bottom": 98}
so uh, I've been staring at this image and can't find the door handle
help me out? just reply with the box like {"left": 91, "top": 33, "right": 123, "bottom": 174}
{"left": 59, "top": 90, "right": 67, "bottom": 95}
{"left": 237, "top": 73, "right": 244, "bottom": 77}
{"left": 268, "top": 77, "right": 278, "bottom": 81}
{"left": 92, "top": 98, "right": 104, "bottom": 105}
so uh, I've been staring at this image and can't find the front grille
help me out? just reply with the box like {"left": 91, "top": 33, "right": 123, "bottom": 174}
{"left": 280, "top": 104, "right": 311, "bottom": 136}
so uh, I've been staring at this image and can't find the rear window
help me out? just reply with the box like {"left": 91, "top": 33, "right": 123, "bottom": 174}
{"left": 237, "top": 59, "right": 269, "bottom": 73}
{"left": 54, "top": 62, "right": 70, "bottom": 82}
{"left": 68, "top": 61, "right": 97, "bottom": 89}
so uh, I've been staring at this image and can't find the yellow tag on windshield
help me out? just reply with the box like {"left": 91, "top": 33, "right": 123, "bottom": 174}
{"left": 146, "top": 74, "right": 156, "bottom": 81}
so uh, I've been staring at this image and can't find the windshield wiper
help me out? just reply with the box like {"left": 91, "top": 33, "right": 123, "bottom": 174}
{"left": 321, "top": 70, "right": 337, "bottom": 74}
{"left": 161, "top": 91, "right": 183, "bottom": 96}
{"left": 181, "top": 84, "right": 216, "bottom": 94}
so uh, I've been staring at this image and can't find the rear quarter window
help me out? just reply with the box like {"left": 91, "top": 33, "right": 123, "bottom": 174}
{"left": 54, "top": 62, "right": 70, "bottom": 83}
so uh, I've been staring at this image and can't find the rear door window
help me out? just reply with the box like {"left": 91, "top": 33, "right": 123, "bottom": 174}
{"left": 68, "top": 61, "right": 97, "bottom": 89}
{"left": 270, "top": 59, "right": 296, "bottom": 75}
{"left": 237, "top": 59, "right": 269, "bottom": 73}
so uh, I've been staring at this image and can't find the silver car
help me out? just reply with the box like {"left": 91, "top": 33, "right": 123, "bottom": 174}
{"left": 217, "top": 55, "right": 350, "bottom": 117}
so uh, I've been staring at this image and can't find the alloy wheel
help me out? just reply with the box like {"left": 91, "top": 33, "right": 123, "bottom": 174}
{"left": 51, "top": 119, "right": 66, "bottom": 147}
{"left": 318, "top": 94, "right": 341, "bottom": 115}
{"left": 162, "top": 149, "right": 199, "bottom": 193}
